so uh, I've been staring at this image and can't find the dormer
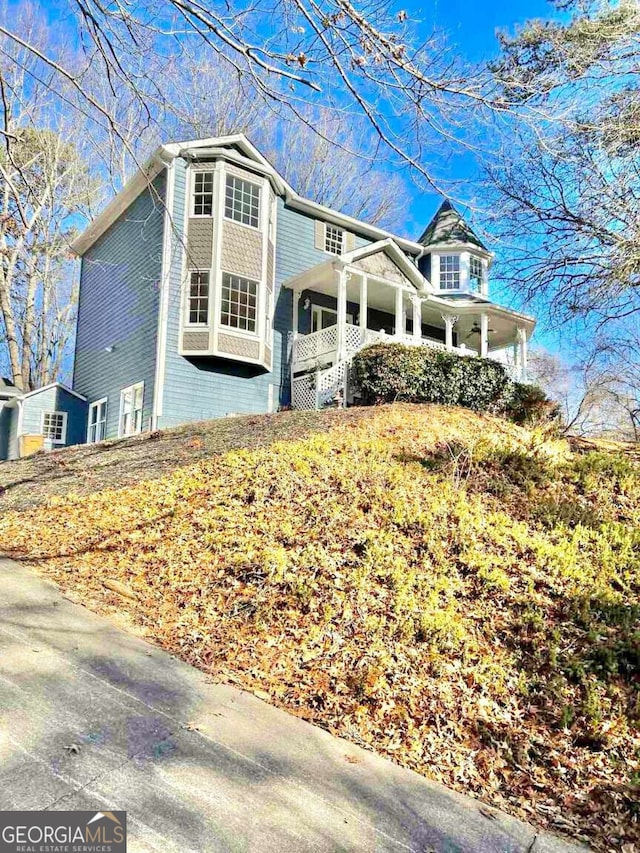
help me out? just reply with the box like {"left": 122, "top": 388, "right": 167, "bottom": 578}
{"left": 417, "top": 200, "right": 492, "bottom": 296}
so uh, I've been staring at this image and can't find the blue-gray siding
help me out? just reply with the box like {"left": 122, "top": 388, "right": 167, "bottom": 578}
{"left": 21, "top": 386, "right": 88, "bottom": 448}
{"left": 275, "top": 201, "right": 372, "bottom": 405}
{"left": 159, "top": 160, "right": 276, "bottom": 426}
{"left": 158, "top": 185, "right": 375, "bottom": 424}
{"left": 73, "top": 172, "right": 166, "bottom": 439}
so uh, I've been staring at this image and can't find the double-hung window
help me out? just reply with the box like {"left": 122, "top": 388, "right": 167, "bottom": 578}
{"left": 88, "top": 398, "right": 107, "bottom": 444}
{"left": 41, "top": 411, "right": 67, "bottom": 444}
{"left": 193, "top": 171, "right": 214, "bottom": 216}
{"left": 224, "top": 175, "right": 260, "bottom": 228}
{"left": 220, "top": 273, "right": 258, "bottom": 333}
{"left": 440, "top": 255, "right": 460, "bottom": 289}
{"left": 187, "top": 271, "right": 210, "bottom": 325}
{"left": 469, "top": 256, "right": 483, "bottom": 291}
{"left": 119, "top": 382, "right": 144, "bottom": 437}
{"left": 325, "top": 224, "right": 344, "bottom": 255}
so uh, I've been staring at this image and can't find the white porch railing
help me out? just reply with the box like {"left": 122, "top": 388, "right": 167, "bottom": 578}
{"left": 290, "top": 323, "right": 527, "bottom": 411}
{"left": 293, "top": 323, "right": 475, "bottom": 371}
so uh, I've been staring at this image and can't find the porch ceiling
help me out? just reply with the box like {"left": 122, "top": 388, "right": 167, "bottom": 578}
{"left": 422, "top": 300, "right": 533, "bottom": 350}
{"left": 285, "top": 260, "right": 416, "bottom": 315}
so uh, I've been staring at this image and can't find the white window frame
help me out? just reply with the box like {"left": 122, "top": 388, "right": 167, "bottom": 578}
{"left": 186, "top": 270, "right": 210, "bottom": 326}
{"left": 469, "top": 255, "right": 483, "bottom": 291}
{"left": 41, "top": 411, "right": 67, "bottom": 444}
{"left": 87, "top": 398, "right": 108, "bottom": 444}
{"left": 224, "top": 175, "right": 261, "bottom": 229}
{"left": 440, "top": 254, "right": 461, "bottom": 290}
{"left": 220, "top": 273, "right": 259, "bottom": 334}
{"left": 324, "top": 223, "right": 344, "bottom": 255}
{"left": 191, "top": 170, "right": 214, "bottom": 217}
{"left": 119, "top": 382, "right": 144, "bottom": 438}
{"left": 311, "top": 305, "right": 354, "bottom": 332}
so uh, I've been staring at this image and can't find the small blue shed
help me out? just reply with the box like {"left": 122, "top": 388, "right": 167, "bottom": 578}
{"left": 0, "top": 382, "right": 88, "bottom": 462}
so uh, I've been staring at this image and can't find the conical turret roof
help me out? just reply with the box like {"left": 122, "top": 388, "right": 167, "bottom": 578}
{"left": 418, "top": 200, "right": 487, "bottom": 251}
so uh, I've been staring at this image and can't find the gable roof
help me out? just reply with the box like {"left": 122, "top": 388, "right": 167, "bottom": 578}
{"left": 20, "top": 382, "right": 87, "bottom": 402}
{"left": 341, "top": 239, "right": 427, "bottom": 291}
{"left": 0, "top": 377, "right": 19, "bottom": 397}
{"left": 418, "top": 200, "right": 487, "bottom": 251}
{"left": 282, "top": 238, "right": 429, "bottom": 294}
{"left": 72, "top": 134, "right": 425, "bottom": 257}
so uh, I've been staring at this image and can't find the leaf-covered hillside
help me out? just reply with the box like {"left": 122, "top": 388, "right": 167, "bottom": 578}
{"left": 0, "top": 404, "right": 638, "bottom": 851}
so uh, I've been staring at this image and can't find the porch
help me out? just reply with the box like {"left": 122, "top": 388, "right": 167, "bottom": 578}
{"left": 284, "top": 241, "right": 534, "bottom": 410}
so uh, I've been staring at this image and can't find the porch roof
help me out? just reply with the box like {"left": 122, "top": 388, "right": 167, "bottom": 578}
{"left": 282, "top": 239, "right": 429, "bottom": 295}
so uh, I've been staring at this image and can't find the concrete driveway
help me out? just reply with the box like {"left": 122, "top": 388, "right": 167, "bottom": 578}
{"left": 0, "top": 559, "right": 585, "bottom": 852}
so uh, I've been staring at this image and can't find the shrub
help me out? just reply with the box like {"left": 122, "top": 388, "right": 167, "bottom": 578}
{"left": 505, "top": 382, "right": 560, "bottom": 425}
{"left": 351, "top": 342, "right": 552, "bottom": 422}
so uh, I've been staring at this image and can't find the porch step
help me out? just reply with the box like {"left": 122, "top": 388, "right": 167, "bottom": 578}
{"left": 291, "top": 360, "right": 350, "bottom": 410}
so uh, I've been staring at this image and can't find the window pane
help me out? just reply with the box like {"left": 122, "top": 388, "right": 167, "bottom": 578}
{"left": 220, "top": 273, "right": 258, "bottom": 333}
{"left": 187, "top": 270, "right": 210, "bottom": 324}
{"left": 224, "top": 176, "right": 260, "bottom": 228}
{"left": 42, "top": 412, "right": 64, "bottom": 442}
{"left": 440, "top": 255, "right": 460, "bottom": 289}
{"left": 325, "top": 224, "right": 344, "bottom": 254}
{"left": 470, "top": 257, "right": 483, "bottom": 290}
{"left": 193, "top": 171, "right": 214, "bottom": 216}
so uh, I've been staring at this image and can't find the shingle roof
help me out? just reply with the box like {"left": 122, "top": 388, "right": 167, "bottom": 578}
{"left": 418, "top": 200, "right": 487, "bottom": 251}
{"left": 0, "top": 377, "right": 18, "bottom": 394}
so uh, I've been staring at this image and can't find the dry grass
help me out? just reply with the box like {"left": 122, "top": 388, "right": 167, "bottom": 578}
{"left": 0, "top": 407, "right": 375, "bottom": 514}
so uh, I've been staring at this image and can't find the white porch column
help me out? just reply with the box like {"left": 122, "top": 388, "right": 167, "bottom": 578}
{"left": 291, "top": 288, "right": 301, "bottom": 405}
{"left": 336, "top": 266, "right": 348, "bottom": 361}
{"left": 395, "top": 288, "right": 405, "bottom": 339}
{"left": 412, "top": 295, "right": 422, "bottom": 340}
{"left": 442, "top": 314, "right": 458, "bottom": 351}
{"left": 480, "top": 312, "right": 489, "bottom": 358}
{"left": 517, "top": 327, "right": 528, "bottom": 382}
{"left": 292, "top": 288, "right": 300, "bottom": 359}
{"left": 359, "top": 274, "right": 368, "bottom": 331}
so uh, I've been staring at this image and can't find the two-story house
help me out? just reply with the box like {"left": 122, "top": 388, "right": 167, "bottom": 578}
{"left": 0, "top": 134, "right": 535, "bottom": 459}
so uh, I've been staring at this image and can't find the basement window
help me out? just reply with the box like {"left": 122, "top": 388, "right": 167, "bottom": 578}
{"left": 88, "top": 398, "right": 107, "bottom": 444}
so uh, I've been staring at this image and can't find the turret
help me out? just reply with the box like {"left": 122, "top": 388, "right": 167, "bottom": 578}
{"left": 418, "top": 200, "right": 491, "bottom": 296}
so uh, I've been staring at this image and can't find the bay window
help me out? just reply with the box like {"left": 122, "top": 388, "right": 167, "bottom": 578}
{"left": 225, "top": 175, "right": 260, "bottom": 228}
{"left": 188, "top": 271, "right": 210, "bottom": 325}
{"left": 193, "top": 171, "right": 214, "bottom": 216}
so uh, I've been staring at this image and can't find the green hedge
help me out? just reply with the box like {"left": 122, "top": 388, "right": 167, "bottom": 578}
{"left": 351, "top": 343, "right": 555, "bottom": 423}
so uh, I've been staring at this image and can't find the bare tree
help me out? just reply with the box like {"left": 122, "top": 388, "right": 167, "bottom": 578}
{"left": 83, "top": 44, "right": 410, "bottom": 225}
{"left": 529, "top": 346, "right": 640, "bottom": 440}
{"left": 485, "top": 0, "right": 640, "bottom": 330}
{"left": 0, "top": 0, "right": 496, "bottom": 193}
{"left": 0, "top": 32, "right": 96, "bottom": 390}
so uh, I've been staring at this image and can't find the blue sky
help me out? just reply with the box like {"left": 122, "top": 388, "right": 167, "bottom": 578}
{"left": 426, "top": 0, "right": 555, "bottom": 62}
